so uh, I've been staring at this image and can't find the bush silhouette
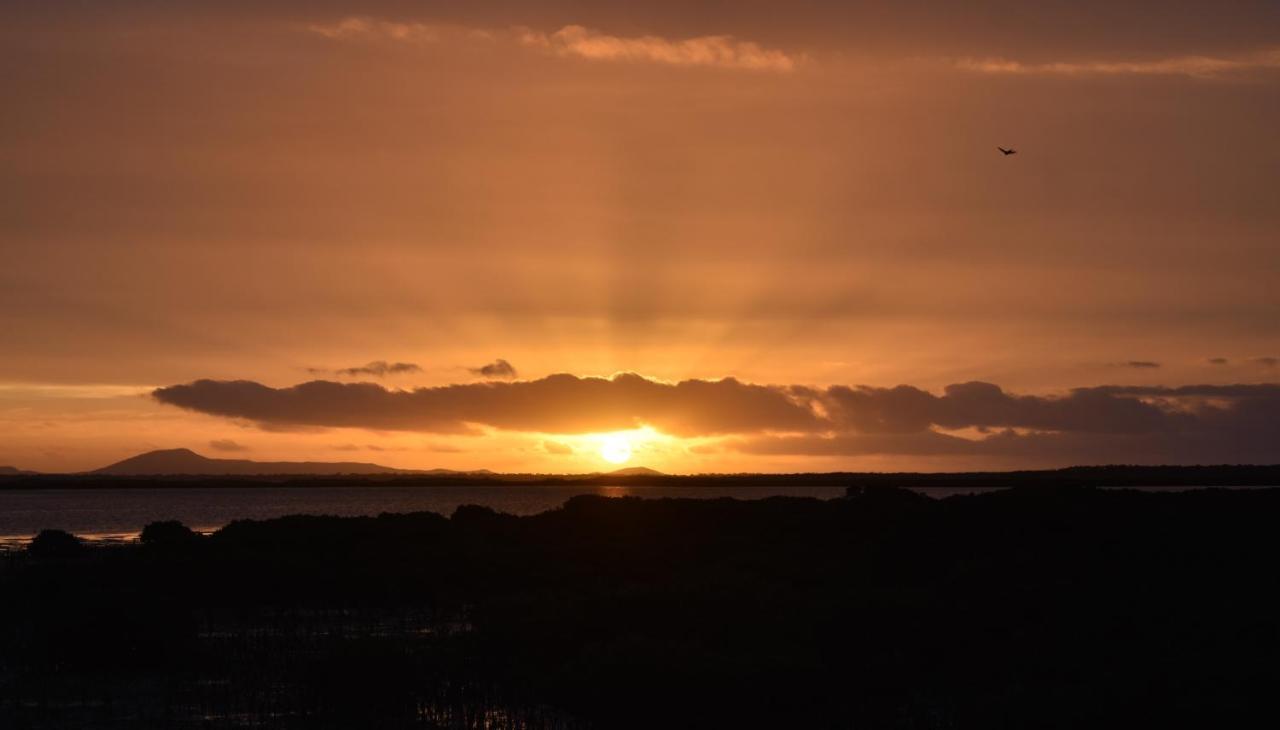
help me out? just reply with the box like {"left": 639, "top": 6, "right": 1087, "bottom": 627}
{"left": 140, "top": 520, "right": 200, "bottom": 548}
{"left": 27, "top": 528, "right": 84, "bottom": 558}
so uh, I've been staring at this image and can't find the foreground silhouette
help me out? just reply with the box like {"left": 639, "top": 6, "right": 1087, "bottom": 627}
{"left": 2, "top": 486, "right": 1278, "bottom": 728}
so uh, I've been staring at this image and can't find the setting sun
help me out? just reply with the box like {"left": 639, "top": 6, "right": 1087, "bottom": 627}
{"left": 598, "top": 435, "right": 633, "bottom": 465}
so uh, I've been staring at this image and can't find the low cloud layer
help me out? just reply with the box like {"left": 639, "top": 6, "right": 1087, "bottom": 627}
{"left": 307, "top": 18, "right": 800, "bottom": 71}
{"left": 154, "top": 374, "right": 1280, "bottom": 464}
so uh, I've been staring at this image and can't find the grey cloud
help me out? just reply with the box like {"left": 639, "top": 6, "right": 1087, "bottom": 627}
{"left": 824, "top": 381, "right": 1186, "bottom": 435}
{"left": 469, "top": 359, "right": 518, "bottom": 379}
{"left": 1208, "top": 358, "right": 1229, "bottom": 365}
{"left": 154, "top": 375, "right": 1280, "bottom": 464}
{"left": 208, "top": 438, "right": 249, "bottom": 452}
{"left": 1121, "top": 361, "right": 1161, "bottom": 369}
{"left": 336, "top": 361, "right": 423, "bottom": 378}
{"left": 153, "top": 373, "right": 824, "bottom": 437}
{"left": 1255, "top": 357, "right": 1279, "bottom": 369}
{"left": 309, "top": 361, "right": 423, "bottom": 378}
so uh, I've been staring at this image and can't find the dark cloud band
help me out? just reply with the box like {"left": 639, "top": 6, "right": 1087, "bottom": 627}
{"left": 153, "top": 373, "right": 824, "bottom": 436}
{"left": 153, "top": 374, "right": 1280, "bottom": 463}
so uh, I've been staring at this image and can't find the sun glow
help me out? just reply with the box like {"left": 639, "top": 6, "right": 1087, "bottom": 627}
{"left": 546, "top": 427, "right": 683, "bottom": 470}
{"left": 598, "top": 435, "right": 633, "bottom": 464}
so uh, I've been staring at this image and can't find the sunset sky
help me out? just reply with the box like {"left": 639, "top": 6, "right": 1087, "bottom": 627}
{"left": 3, "top": 1, "right": 1279, "bottom": 473}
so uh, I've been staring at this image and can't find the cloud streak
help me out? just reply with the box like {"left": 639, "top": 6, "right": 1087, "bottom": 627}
{"left": 519, "top": 25, "right": 799, "bottom": 71}
{"left": 309, "top": 361, "right": 423, "bottom": 378}
{"left": 957, "top": 48, "right": 1280, "bottom": 79}
{"left": 307, "top": 17, "right": 799, "bottom": 72}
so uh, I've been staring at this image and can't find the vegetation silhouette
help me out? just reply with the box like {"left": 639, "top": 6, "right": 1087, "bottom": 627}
{"left": 2, "top": 486, "right": 1279, "bottom": 728}
{"left": 24, "top": 529, "right": 85, "bottom": 559}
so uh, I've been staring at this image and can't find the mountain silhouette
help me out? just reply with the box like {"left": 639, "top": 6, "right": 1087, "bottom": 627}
{"left": 93, "top": 448, "right": 414, "bottom": 476}
{"left": 0, "top": 465, "right": 36, "bottom": 476}
{"left": 604, "top": 466, "right": 665, "bottom": 476}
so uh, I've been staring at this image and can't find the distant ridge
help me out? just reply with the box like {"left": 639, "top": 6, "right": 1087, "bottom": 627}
{"left": 604, "top": 466, "right": 664, "bottom": 477}
{"left": 5, "top": 457, "right": 1275, "bottom": 487}
{"left": 0, "top": 466, "right": 37, "bottom": 476}
{"left": 94, "top": 448, "right": 418, "bottom": 476}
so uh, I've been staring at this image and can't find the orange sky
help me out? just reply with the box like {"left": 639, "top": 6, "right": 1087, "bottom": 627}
{"left": 2, "top": 1, "right": 1278, "bottom": 473}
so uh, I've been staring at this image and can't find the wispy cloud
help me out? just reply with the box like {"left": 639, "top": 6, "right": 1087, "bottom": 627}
{"left": 543, "top": 440, "right": 574, "bottom": 455}
{"left": 307, "top": 17, "right": 487, "bottom": 43}
{"left": 518, "top": 25, "right": 799, "bottom": 71}
{"left": 957, "top": 48, "right": 1280, "bottom": 79}
{"left": 307, "top": 18, "right": 800, "bottom": 72}
{"left": 308, "top": 361, "right": 423, "bottom": 379}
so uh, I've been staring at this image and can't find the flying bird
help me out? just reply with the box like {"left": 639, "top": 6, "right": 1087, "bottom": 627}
{"left": 998, "top": 147, "right": 1017, "bottom": 156}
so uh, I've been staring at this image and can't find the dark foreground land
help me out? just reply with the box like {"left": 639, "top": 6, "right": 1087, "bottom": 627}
{"left": 3, "top": 487, "right": 1279, "bottom": 729}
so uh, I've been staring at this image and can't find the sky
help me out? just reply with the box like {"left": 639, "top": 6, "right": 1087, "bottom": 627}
{"left": 2, "top": 1, "right": 1279, "bottom": 473}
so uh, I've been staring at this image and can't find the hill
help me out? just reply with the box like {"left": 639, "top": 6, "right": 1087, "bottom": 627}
{"left": 604, "top": 466, "right": 665, "bottom": 477}
{"left": 93, "top": 448, "right": 410, "bottom": 476}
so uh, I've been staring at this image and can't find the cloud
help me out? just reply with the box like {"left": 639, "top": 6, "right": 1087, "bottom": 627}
{"left": 312, "top": 361, "right": 423, "bottom": 378}
{"left": 307, "top": 17, "right": 471, "bottom": 43}
{"left": 822, "top": 381, "right": 1191, "bottom": 435}
{"left": 1208, "top": 358, "right": 1229, "bottom": 365}
{"left": 542, "top": 440, "right": 574, "bottom": 455}
{"left": 957, "top": 48, "right": 1280, "bottom": 79}
{"left": 1255, "top": 357, "right": 1279, "bottom": 369}
{"left": 1120, "top": 361, "right": 1161, "bottom": 369}
{"left": 307, "top": 17, "right": 799, "bottom": 72}
{"left": 469, "top": 359, "right": 518, "bottom": 380}
{"left": 208, "top": 438, "right": 249, "bottom": 452}
{"left": 153, "top": 373, "right": 824, "bottom": 436}
{"left": 519, "top": 25, "right": 799, "bottom": 71}
{"left": 153, "top": 374, "right": 1280, "bottom": 464}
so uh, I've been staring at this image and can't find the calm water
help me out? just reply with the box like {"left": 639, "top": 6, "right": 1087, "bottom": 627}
{"left": 0, "top": 485, "right": 851, "bottom": 547}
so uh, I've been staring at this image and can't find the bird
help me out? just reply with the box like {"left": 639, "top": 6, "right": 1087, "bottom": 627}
{"left": 998, "top": 147, "right": 1017, "bottom": 156}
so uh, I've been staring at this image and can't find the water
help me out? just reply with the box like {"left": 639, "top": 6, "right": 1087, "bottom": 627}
{"left": 0, "top": 484, "right": 849, "bottom": 548}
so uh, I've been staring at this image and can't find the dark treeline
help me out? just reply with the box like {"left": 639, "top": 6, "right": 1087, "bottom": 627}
{"left": 3, "top": 463, "right": 1280, "bottom": 489}
{"left": 3, "top": 487, "right": 1280, "bottom": 728}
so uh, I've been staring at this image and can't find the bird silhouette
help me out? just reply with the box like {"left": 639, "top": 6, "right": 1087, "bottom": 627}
{"left": 998, "top": 147, "right": 1017, "bottom": 156}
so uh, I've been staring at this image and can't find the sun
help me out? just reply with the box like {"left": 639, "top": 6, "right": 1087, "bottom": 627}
{"left": 598, "top": 435, "right": 633, "bottom": 465}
